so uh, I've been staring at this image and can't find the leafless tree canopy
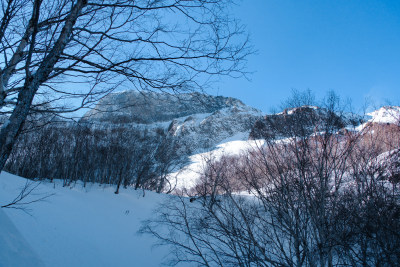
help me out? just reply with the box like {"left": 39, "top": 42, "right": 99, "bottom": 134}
{"left": 142, "top": 93, "right": 400, "bottom": 266}
{"left": 0, "top": 0, "right": 250, "bottom": 171}
{"left": 5, "top": 122, "right": 186, "bottom": 193}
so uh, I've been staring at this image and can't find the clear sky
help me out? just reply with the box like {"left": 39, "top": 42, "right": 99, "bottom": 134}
{"left": 209, "top": 0, "right": 400, "bottom": 113}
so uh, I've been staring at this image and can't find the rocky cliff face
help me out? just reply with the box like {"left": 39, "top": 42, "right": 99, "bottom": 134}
{"left": 249, "top": 105, "right": 365, "bottom": 140}
{"left": 82, "top": 91, "right": 250, "bottom": 124}
{"left": 81, "top": 91, "right": 262, "bottom": 152}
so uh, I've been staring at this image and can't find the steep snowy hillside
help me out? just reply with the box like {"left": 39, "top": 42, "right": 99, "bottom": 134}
{"left": 81, "top": 91, "right": 262, "bottom": 152}
{"left": 367, "top": 106, "right": 400, "bottom": 124}
{"left": 0, "top": 172, "right": 179, "bottom": 267}
{"left": 173, "top": 105, "right": 399, "bottom": 191}
{"left": 172, "top": 133, "right": 265, "bottom": 190}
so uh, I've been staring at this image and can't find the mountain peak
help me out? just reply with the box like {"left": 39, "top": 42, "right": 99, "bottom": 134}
{"left": 367, "top": 106, "right": 400, "bottom": 124}
{"left": 80, "top": 90, "right": 261, "bottom": 152}
{"left": 82, "top": 91, "right": 248, "bottom": 124}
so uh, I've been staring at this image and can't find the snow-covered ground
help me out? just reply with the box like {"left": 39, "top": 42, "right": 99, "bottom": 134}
{"left": 2, "top": 105, "right": 398, "bottom": 266}
{"left": 0, "top": 172, "right": 172, "bottom": 267}
{"left": 367, "top": 106, "right": 400, "bottom": 124}
{"left": 0, "top": 207, "right": 44, "bottom": 267}
{"left": 171, "top": 132, "right": 264, "bottom": 190}
{"left": 0, "top": 134, "right": 264, "bottom": 266}
{"left": 351, "top": 106, "right": 400, "bottom": 132}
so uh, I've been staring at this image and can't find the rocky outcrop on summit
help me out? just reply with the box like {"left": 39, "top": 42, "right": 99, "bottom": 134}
{"left": 82, "top": 91, "right": 249, "bottom": 124}
{"left": 249, "top": 106, "right": 363, "bottom": 139}
{"left": 166, "top": 106, "right": 260, "bottom": 151}
{"left": 82, "top": 91, "right": 261, "bottom": 151}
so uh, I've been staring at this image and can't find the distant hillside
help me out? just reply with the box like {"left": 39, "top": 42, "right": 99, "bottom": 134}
{"left": 82, "top": 91, "right": 262, "bottom": 152}
{"left": 249, "top": 105, "right": 364, "bottom": 140}
{"left": 82, "top": 91, "right": 252, "bottom": 124}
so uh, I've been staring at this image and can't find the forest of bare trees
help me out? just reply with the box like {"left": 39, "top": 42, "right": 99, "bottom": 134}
{"left": 0, "top": 0, "right": 250, "bottom": 173}
{"left": 5, "top": 122, "right": 186, "bottom": 193}
{"left": 142, "top": 93, "right": 400, "bottom": 266}
{"left": 1, "top": 1, "right": 398, "bottom": 265}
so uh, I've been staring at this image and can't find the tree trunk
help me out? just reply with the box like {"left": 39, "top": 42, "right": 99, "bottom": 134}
{"left": 115, "top": 168, "right": 123, "bottom": 194}
{"left": 0, "top": 0, "right": 86, "bottom": 173}
{"left": 0, "top": 78, "right": 39, "bottom": 171}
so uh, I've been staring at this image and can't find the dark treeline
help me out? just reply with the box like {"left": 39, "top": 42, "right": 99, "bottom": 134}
{"left": 5, "top": 123, "right": 186, "bottom": 193}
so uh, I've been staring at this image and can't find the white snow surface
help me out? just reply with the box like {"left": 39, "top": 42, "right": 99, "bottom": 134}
{"left": 171, "top": 132, "right": 264, "bottom": 191}
{"left": 0, "top": 208, "right": 44, "bottom": 267}
{"left": 276, "top": 105, "right": 320, "bottom": 115}
{"left": 367, "top": 106, "right": 400, "bottom": 124}
{"left": 0, "top": 134, "right": 263, "bottom": 266}
{"left": 0, "top": 172, "right": 173, "bottom": 267}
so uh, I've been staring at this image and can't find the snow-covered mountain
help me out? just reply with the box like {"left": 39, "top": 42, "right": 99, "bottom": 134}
{"left": 367, "top": 106, "right": 400, "bottom": 124}
{"left": 82, "top": 91, "right": 248, "bottom": 123}
{"left": 6, "top": 90, "right": 400, "bottom": 194}
{"left": 2, "top": 97, "right": 400, "bottom": 266}
{"left": 79, "top": 97, "right": 400, "bottom": 191}
{"left": 80, "top": 93, "right": 399, "bottom": 153}
{"left": 82, "top": 91, "right": 262, "bottom": 152}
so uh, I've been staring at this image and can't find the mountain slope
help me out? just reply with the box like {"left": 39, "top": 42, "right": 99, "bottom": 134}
{"left": 82, "top": 91, "right": 254, "bottom": 124}
{"left": 367, "top": 106, "right": 400, "bottom": 124}
{"left": 82, "top": 91, "right": 262, "bottom": 152}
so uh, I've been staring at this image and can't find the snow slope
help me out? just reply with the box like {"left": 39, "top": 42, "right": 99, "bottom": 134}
{"left": 171, "top": 132, "right": 265, "bottom": 190}
{"left": 81, "top": 91, "right": 261, "bottom": 153}
{"left": 0, "top": 208, "right": 44, "bottom": 267}
{"left": 0, "top": 172, "right": 173, "bottom": 267}
{"left": 367, "top": 106, "right": 400, "bottom": 124}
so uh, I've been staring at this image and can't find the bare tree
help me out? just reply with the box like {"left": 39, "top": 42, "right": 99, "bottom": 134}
{"left": 1, "top": 179, "right": 54, "bottom": 214}
{"left": 0, "top": 0, "right": 250, "bottom": 172}
{"left": 142, "top": 92, "right": 400, "bottom": 266}
{"left": 5, "top": 122, "right": 189, "bottom": 193}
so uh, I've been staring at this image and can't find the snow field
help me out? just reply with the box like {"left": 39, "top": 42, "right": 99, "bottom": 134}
{"left": 0, "top": 172, "right": 171, "bottom": 267}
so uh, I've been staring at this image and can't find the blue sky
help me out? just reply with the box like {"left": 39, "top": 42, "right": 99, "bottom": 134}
{"left": 209, "top": 0, "right": 400, "bottom": 113}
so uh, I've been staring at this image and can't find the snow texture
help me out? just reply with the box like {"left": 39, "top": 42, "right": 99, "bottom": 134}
{"left": 367, "top": 106, "right": 400, "bottom": 124}
{"left": 0, "top": 172, "right": 172, "bottom": 267}
{"left": 171, "top": 133, "right": 264, "bottom": 190}
{"left": 81, "top": 91, "right": 261, "bottom": 152}
{"left": 0, "top": 208, "right": 44, "bottom": 267}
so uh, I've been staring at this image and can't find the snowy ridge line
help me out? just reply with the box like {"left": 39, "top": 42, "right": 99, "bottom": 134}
{"left": 367, "top": 106, "right": 400, "bottom": 124}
